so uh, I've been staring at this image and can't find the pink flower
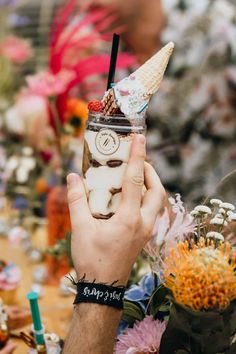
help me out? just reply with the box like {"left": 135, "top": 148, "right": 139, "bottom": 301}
{"left": 25, "top": 70, "right": 76, "bottom": 97}
{"left": 145, "top": 194, "right": 196, "bottom": 274}
{"left": 0, "top": 35, "right": 32, "bottom": 64}
{"left": 0, "top": 263, "right": 21, "bottom": 291}
{"left": 115, "top": 316, "right": 166, "bottom": 354}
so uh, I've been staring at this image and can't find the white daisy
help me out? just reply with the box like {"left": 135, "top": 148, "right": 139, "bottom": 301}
{"left": 206, "top": 231, "right": 224, "bottom": 241}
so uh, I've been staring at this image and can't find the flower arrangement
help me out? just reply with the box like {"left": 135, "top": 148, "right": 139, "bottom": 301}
{"left": 118, "top": 197, "right": 236, "bottom": 354}
{"left": 148, "top": 0, "right": 236, "bottom": 204}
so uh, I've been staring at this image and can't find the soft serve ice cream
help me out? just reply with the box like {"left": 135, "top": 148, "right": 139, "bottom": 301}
{"left": 83, "top": 42, "right": 174, "bottom": 218}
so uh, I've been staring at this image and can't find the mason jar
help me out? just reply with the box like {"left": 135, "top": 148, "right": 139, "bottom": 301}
{"left": 82, "top": 112, "right": 146, "bottom": 219}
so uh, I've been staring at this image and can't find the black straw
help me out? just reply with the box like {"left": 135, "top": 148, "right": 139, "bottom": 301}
{"left": 106, "top": 33, "right": 120, "bottom": 90}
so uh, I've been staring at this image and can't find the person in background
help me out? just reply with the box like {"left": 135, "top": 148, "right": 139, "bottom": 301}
{"left": 93, "top": 0, "right": 165, "bottom": 63}
{"left": 63, "top": 135, "right": 165, "bottom": 353}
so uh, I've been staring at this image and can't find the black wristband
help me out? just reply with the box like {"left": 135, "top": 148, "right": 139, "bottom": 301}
{"left": 74, "top": 282, "right": 126, "bottom": 310}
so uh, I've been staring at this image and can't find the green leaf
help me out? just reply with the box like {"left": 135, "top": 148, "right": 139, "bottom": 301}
{"left": 122, "top": 301, "right": 145, "bottom": 326}
{"left": 147, "top": 284, "right": 170, "bottom": 317}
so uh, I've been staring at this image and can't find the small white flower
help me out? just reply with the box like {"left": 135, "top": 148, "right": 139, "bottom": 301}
{"left": 229, "top": 213, "right": 236, "bottom": 221}
{"left": 190, "top": 210, "right": 199, "bottom": 217}
{"left": 210, "top": 218, "right": 228, "bottom": 226}
{"left": 206, "top": 231, "right": 224, "bottom": 241}
{"left": 214, "top": 213, "right": 224, "bottom": 219}
{"left": 227, "top": 210, "right": 234, "bottom": 217}
{"left": 210, "top": 198, "right": 222, "bottom": 206}
{"left": 219, "top": 208, "right": 227, "bottom": 215}
{"left": 194, "top": 205, "right": 212, "bottom": 214}
{"left": 219, "top": 202, "right": 235, "bottom": 211}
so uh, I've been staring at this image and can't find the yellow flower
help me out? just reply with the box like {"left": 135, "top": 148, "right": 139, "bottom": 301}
{"left": 164, "top": 239, "right": 236, "bottom": 311}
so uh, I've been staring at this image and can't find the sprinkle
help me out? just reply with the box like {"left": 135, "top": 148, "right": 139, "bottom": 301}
{"left": 219, "top": 202, "right": 235, "bottom": 211}
{"left": 206, "top": 232, "right": 224, "bottom": 241}
{"left": 194, "top": 205, "right": 212, "bottom": 214}
{"left": 138, "top": 102, "right": 148, "bottom": 113}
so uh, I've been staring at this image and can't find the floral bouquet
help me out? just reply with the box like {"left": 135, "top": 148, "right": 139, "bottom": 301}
{"left": 116, "top": 197, "right": 236, "bottom": 354}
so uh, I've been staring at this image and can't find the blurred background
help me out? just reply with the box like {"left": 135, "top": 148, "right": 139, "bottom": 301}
{"left": 0, "top": 0, "right": 236, "bottom": 351}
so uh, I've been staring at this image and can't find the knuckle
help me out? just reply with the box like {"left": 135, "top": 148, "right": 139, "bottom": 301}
{"left": 124, "top": 212, "right": 141, "bottom": 230}
{"left": 160, "top": 186, "right": 166, "bottom": 203}
{"left": 67, "top": 190, "right": 82, "bottom": 204}
{"left": 130, "top": 175, "right": 144, "bottom": 186}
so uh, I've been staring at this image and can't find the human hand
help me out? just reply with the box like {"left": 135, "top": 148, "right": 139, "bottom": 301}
{"left": 0, "top": 342, "right": 17, "bottom": 354}
{"left": 67, "top": 134, "right": 165, "bottom": 285}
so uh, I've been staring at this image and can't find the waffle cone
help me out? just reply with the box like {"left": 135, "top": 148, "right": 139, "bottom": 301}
{"left": 134, "top": 41, "right": 174, "bottom": 95}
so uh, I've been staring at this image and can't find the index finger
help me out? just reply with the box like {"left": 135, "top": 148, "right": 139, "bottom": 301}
{"left": 67, "top": 173, "right": 93, "bottom": 231}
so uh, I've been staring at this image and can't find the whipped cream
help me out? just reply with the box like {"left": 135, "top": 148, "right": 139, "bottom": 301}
{"left": 83, "top": 130, "right": 133, "bottom": 217}
{"left": 85, "top": 164, "right": 127, "bottom": 191}
{"left": 113, "top": 75, "right": 149, "bottom": 118}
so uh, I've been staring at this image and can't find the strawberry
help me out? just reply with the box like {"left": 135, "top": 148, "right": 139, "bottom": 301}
{"left": 88, "top": 100, "right": 103, "bottom": 112}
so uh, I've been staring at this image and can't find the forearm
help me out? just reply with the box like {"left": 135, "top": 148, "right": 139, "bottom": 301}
{"left": 63, "top": 304, "right": 122, "bottom": 354}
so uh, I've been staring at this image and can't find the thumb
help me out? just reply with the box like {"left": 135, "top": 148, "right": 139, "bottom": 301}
{"left": 67, "top": 173, "right": 92, "bottom": 231}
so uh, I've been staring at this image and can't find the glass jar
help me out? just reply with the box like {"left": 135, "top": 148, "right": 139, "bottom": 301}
{"left": 82, "top": 113, "right": 146, "bottom": 219}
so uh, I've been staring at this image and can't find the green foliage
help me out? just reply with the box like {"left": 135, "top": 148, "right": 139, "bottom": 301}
{"left": 160, "top": 299, "right": 236, "bottom": 354}
{"left": 122, "top": 301, "right": 145, "bottom": 327}
{"left": 147, "top": 284, "right": 170, "bottom": 319}
{"left": 46, "top": 232, "right": 73, "bottom": 267}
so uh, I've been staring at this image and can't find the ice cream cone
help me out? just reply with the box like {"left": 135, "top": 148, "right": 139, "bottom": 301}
{"left": 102, "top": 41, "right": 174, "bottom": 117}
{"left": 134, "top": 41, "right": 174, "bottom": 96}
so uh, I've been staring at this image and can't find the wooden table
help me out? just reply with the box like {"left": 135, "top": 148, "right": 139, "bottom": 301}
{"left": 0, "top": 226, "right": 73, "bottom": 353}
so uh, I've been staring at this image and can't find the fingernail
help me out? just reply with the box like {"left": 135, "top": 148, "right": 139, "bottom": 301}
{"left": 137, "top": 134, "right": 146, "bottom": 145}
{"left": 67, "top": 173, "right": 78, "bottom": 186}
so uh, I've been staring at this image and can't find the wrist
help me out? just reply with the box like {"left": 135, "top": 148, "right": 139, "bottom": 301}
{"left": 75, "top": 268, "right": 130, "bottom": 287}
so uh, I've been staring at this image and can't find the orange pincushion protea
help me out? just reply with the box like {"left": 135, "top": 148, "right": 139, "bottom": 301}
{"left": 164, "top": 240, "right": 236, "bottom": 311}
{"left": 65, "top": 98, "right": 88, "bottom": 137}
